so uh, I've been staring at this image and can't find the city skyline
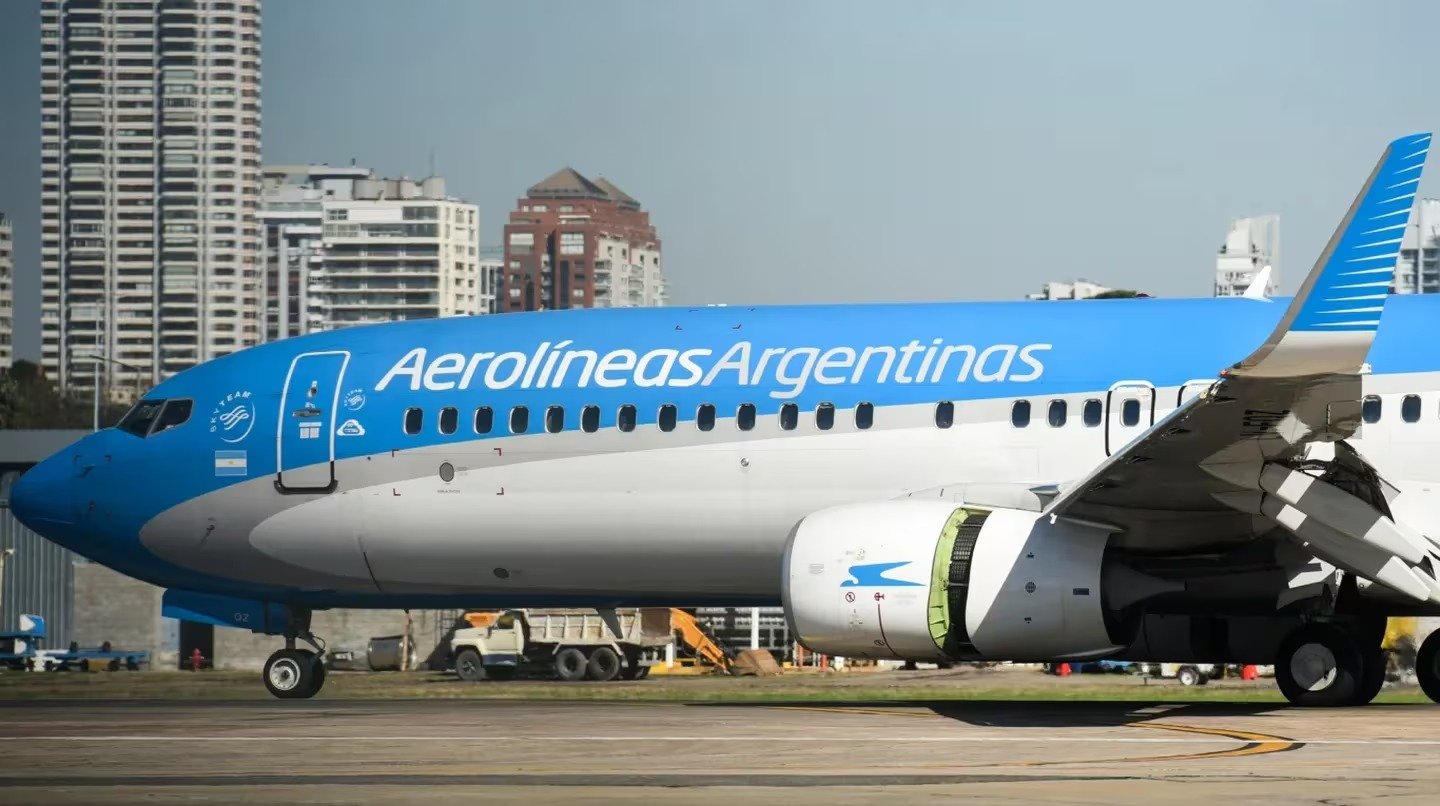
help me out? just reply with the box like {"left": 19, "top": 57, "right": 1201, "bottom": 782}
{"left": 4, "top": 0, "right": 1440, "bottom": 364}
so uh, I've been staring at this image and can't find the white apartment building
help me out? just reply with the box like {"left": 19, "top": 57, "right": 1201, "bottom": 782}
{"left": 1028, "top": 279, "right": 1113, "bottom": 300}
{"left": 259, "top": 164, "right": 369, "bottom": 340}
{"left": 1215, "top": 215, "right": 1279, "bottom": 297}
{"left": 593, "top": 235, "right": 665, "bottom": 308}
{"left": 1393, "top": 198, "right": 1440, "bottom": 295}
{"left": 0, "top": 213, "right": 13, "bottom": 369}
{"left": 478, "top": 246, "right": 502, "bottom": 315}
{"left": 41, "top": 0, "right": 262, "bottom": 399}
{"left": 315, "top": 175, "right": 480, "bottom": 331}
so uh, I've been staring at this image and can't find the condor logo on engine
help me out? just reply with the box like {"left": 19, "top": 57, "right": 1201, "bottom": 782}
{"left": 841, "top": 561, "right": 924, "bottom": 587}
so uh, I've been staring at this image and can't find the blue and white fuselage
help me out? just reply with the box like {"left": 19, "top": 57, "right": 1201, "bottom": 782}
{"left": 12, "top": 295, "right": 1440, "bottom": 607}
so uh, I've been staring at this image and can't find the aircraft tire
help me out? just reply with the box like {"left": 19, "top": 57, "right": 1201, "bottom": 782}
{"left": 454, "top": 648, "right": 486, "bottom": 682}
{"left": 1417, "top": 630, "right": 1440, "bottom": 704}
{"left": 264, "top": 649, "right": 321, "bottom": 699}
{"left": 1350, "top": 647, "right": 1387, "bottom": 706}
{"left": 586, "top": 647, "right": 622, "bottom": 682}
{"left": 553, "top": 648, "right": 588, "bottom": 682}
{"left": 1275, "top": 624, "right": 1361, "bottom": 707}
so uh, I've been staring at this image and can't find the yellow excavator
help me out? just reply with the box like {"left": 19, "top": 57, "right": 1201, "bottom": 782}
{"left": 667, "top": 608, "right": 734, "bottom": 673}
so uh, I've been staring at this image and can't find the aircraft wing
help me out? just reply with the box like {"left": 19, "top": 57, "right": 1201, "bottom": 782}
{"left": 1044, "top": 133, "right": 1440, "bottom": 604}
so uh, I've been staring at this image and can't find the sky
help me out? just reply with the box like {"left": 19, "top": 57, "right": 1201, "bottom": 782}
{"left": 2, "top": 0, "right": 1439, "bottom": 361}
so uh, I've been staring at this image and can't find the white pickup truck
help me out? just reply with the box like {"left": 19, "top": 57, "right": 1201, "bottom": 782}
{"left": 450, "top": 608, "right": 672, "bottom": 682}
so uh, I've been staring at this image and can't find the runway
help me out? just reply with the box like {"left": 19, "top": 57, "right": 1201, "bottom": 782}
{"left": 1, "top": 699, "right": 1438, "bottom": 803}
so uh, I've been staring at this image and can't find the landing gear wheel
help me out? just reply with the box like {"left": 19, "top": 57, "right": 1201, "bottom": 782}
{"left": 554, "top": 648, "right": 587, "bottom": 681}
{"left": 1417, "top": 630, "right": 1440, "bottom": 704}
{"left": 1276, "top": 624, "right": 1361, "bottom": 707}
{"left": 586, "top": 647, "right": 621, "bottom": 682}
{"left": 1351, "top": 647, "right": 1387, "bottom": 706}
{"left": 264, "top": 648, "right": 323, "bottom": 699}
{"left": 1176, "top": 666, "right": 1203, "bottom": 687}
{"left": 455, "top": 648, "right": 486, "bottom": 682}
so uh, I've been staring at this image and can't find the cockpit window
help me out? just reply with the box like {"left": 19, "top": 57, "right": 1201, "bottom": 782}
{"left": 118, "top": 399, "right": 165, "bottom": 437}
{"left": 151, "top": 399, "right": 194, "bottom": 434}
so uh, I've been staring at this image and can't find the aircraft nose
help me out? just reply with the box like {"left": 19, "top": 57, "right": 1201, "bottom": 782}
{"left": 9, "top": 450, "right": 77, "bottom": 531}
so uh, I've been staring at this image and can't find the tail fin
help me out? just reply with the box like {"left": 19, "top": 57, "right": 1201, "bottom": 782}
{"left": 1235, "top": 133, "right": 1431, "bottom": 377}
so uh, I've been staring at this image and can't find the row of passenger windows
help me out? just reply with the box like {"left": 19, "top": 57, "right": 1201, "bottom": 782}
{"left": 1363, "top": 394, "right": 1438, "bottom": 424}
{"left": 404, "top": 402, "right": 879, "bottom": 436}
{"left": 402, "top": 391, "right": 1438, "bottom": 438}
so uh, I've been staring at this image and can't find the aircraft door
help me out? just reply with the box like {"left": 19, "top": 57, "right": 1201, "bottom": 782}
{"left": 1105, "top": 380, "right": 1155, "bottom": 456}
{"left": 277, "top": 351, "right": 350, "bottom": 493}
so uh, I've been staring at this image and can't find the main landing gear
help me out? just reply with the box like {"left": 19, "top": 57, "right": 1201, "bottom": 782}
{"left": 1274, "top": 618, "right": 1400, "bottom": 707}
{"left": 262, "top": 610, "right": 327, "bottom": 700}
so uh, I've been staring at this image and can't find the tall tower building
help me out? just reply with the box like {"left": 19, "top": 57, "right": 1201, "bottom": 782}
{"left": 0, "top": 213, "right": 13, "bottom": 370}
{"left": 502, "top": 169, "right": 664, "bottom": 312}
{"left": 262, "top": 167, "right": 482, "bottom": 336}
{"left": 41, "top": 0, "right": 263, "bottom": 400}
{"left": 1214, "top": 215, "right": 1279, "bottom": 297}
{"left": 1393, "top": 198, "right": 1440, "bottom": 295}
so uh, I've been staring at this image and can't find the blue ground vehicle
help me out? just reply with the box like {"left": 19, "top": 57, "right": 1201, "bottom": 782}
{"left": 0, "top": 615, "right": 148, "bottom": 671}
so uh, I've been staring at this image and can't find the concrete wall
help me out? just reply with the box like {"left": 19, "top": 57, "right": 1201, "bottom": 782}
{"left": 212, "top": 608, "right": 451, "bottom": 671}
{"left": 72, "top": 563, "right": 172, "bottom": 668}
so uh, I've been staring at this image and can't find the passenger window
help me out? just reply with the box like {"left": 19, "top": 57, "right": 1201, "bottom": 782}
{"left": 151, "top": 399, "right": 193, "bottom": 434}
{"left": 118, "top": 399, "right": 165, "bottom": 437}
{"left": 509, "top": 405, "right": 529, "bottom": 434}
{"left": 935, "top": 401, "right": 954, "bottom": 429}
{"left": 855, "top": 402, "right": 874, "bottom": 430}
{"left": 1363, "top": 395, "right": 1382, "bottom": 424}
{"left": 1011, "top": 400, "right": 1031, "bottom": 428}
{"left": 1403, "top": 395, "right": 1420, "bottom": 423}
{"left": 617, "top": 404, "right": 637, "bottom": 432}
{"left": 1082, "top": 399, "right": 1102, "bottom": 427}
{"left": 780, "top": 403, "right": 799, "bottom": 431}
{"left": 737, "top": 403, "right": 756, "bottom": 431}
{"left": 658, "top": 404, "right": 677, "bottom": 432}
{"left": 438, "top": 406, "right": 458, "bottom": 435}
{"left": 545, "top": 405, "right": 564, "bottom": 434}
{"left": 581, "top": 405, "right": 600, "bottom": 433}
{"left": 404, "top": 407, "right": 423, "bottom": 435}
{"left": 473, "top": 406, "right": 493, "bottom": 434}
{"left": 816, "top": 402, "right": 835, "bottom": 431}
{"left": 697, "top": 403, "right": 715, "bottom": 432}
{"left": 1048, "top": 400, "right": 1066, "bottom": 428}
{"left": 1121, "top": 398, "right": 1141, "bottom": 427}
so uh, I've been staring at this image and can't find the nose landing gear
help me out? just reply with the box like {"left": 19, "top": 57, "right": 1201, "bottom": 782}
{"left": 262, "top": 611, "right": 327, "bottom": 699}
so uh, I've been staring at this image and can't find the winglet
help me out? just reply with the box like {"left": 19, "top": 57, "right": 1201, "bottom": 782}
{"left": 1233, "top": 133, "right": 1431, "bottom": 377}
{"left": 1242, "top": 265, "right": 1272, "bottom": 300}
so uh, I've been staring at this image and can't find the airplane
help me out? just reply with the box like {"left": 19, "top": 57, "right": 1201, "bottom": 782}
{"left": 12, "top": 133, "right": 1440, "bottom": 705}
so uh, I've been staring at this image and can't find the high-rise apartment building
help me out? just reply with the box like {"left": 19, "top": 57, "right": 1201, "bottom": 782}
{"left": 261, "top": 166, "right": 482, "bottom": 335}
{"left": 1027, "top": 279, "right": 1114, "bottom": 300}
{"left": 1214, "top": 215, "right": 1279, "bottom": 297}
{"left": 41, "top": 0, "right": 262, "bottom": 399}
{"left": 0, "top": 213, "right": 13, "bottom": 369}
{"left": 502, "top": 169, "right": 664, "bottom": 312}
{"left": 478, "top": 246, "right": 502, "bottom": 315}
{"left": 1394, "top": 198, "right": 1440, "bottom": 295}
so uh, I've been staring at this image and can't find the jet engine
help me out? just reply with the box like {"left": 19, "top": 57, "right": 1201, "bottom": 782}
{"left": 782, "top": 501, "right": 1142, "bottom": 662}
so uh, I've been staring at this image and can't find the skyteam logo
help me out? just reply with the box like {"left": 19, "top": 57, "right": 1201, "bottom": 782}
{"left": 841, "top": 561, "right": 925, "bottom": 588}
{"left": 209, "top": 390, "right": 256, "bottom": 444}
{"left": 374, "top": 339, "right": 1052, "bottom": 400}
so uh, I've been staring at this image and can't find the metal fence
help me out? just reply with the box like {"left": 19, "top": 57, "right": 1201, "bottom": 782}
{"left": 0, "top": 491, "right": 75, "bottom": 649}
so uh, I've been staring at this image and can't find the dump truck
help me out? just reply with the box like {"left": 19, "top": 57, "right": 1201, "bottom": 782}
{"left": 450, "top": 608, "right": 672, "bottom": 682}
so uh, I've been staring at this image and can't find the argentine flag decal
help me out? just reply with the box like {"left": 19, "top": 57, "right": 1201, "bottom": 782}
{"left": 214, "top": 450, "right": 248, "bottom": 477}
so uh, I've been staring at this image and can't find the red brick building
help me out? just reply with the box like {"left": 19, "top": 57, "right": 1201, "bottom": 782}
{"left": 501, "top": 169, "right": 665, "bottom": 312}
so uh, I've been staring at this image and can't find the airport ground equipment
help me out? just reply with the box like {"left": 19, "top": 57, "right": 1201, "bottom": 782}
{"left": 0, "top": 614, "right": 148, "bottom": 671}
{"left": 669, "top": 608, "right": 735, "bottom": 672}
{"left": 451, "top": 608, "right": 671, "bottom": 681}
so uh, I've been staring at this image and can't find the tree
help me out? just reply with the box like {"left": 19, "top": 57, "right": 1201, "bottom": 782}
{"left": 0, "top": 361, "right": 133, "bottom": 430}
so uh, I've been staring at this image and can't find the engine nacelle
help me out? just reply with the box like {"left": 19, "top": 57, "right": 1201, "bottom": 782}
{"left": 783, "top": 501, "right": 1129, "bottom": 662}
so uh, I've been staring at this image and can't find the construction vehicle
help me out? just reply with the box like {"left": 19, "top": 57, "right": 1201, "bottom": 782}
{"left": 664, "top": 608, "right": 735, "bottom": 674}
{"left": 450, "top": 608, "right": 671, "bottom": 682}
